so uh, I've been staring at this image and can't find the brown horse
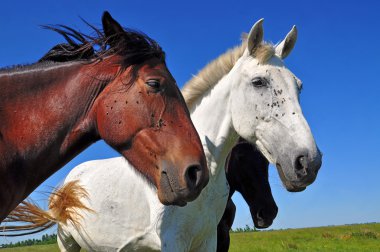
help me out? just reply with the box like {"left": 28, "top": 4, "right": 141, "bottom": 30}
{"left": 217, "top": 138, "right": 278, "bottom": 252}
{"left": 0, "top": 11, "right": 209, "bottom": 222}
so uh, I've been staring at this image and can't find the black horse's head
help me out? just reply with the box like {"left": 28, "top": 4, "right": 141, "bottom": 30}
{"left": 226, "top": 138, "right": 278, "bottom": 228}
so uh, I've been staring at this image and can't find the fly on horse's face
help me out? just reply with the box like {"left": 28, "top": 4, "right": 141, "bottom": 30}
{"left": 229, "top": 19, "right": 322, "bottom": 192}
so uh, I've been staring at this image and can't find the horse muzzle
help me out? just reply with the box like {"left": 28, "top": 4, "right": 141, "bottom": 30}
{"left": 251, "top": 204, "right": 278, "bottom": 229}
{"left": 276, "top": 148, "right": 322, "bottom": 192}
{"left": 157, "top": 160, "right": 209, "bottom": 206}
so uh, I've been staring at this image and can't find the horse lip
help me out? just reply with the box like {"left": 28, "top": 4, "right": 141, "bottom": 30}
{"left": 160, "top": 171, "right": 188, "bottom": 207}
{"left": 161, "top": 171, "right": 174, "bottom": 190}
{"left": 255, "top": 222, "right": 272, "bottom": 229}
{"left": 276, "top": 163, "right": 307, "bottom": 192}
{"left": 253, "top": 216, "right": 273, "bottom": 229}
{"left": 174, "top": 200, "right": 187, "bottom": 207}
{"left": 287, "top": 186, "right": 306, "bottom": 192}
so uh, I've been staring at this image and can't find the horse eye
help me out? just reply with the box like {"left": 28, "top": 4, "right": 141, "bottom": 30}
{"left": 251, "top": 78, "right": 267, "bottom": 87}
{"left": 146, "top": 80, "right": 161, "bottom": 89}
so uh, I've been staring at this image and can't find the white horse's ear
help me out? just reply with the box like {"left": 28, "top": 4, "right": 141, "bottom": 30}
{"left": 275, "top": 25, "right": 297, "bottom": 59}
{"left": 247, "top": 18, "right": 264, "bottom": 55}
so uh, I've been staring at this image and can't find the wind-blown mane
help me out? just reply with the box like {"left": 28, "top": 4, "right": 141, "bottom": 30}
{"left": 182, "top": 40, "right": 274, "bottom": 108}
{"left": 0, "top": 20, "right": 165, "bottom": 74}
{"left": 39, "top": 23, "right": 165, "bottom": 66}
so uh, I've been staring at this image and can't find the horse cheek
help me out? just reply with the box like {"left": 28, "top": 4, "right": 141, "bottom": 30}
{"left": 95, "top": 101, "right": 129, "bottom": 148}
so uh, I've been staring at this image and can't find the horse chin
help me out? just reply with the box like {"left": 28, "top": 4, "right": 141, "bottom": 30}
{"left": 157, "top": 172, "right": 189, "bottom": 207}
{"left": 276, "top": 163, "right": 306, "bottom": 192}
{"left": 286, "top": 186, "right": 306, "bottom": 193}
{"left": 254, "top": 220, "right": 272, "bottom": 229}
{"left": 157, "top": 189, "right": 188, "bottom": 207}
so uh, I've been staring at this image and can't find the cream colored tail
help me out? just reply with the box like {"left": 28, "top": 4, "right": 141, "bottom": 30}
{"left": 0, "top": 180, "right": 93, "bottom": 236}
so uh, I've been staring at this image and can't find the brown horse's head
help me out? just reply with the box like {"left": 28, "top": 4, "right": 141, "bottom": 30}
{"left": 226, "top": 138, "right": 277, "bottom": 228}
{"left": 86, "top": 12, "right": 208, "bottom": 206}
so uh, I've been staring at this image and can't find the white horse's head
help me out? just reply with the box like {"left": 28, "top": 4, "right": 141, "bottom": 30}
{"left": 229, "top": 19, "right": 322, "bottom": 192}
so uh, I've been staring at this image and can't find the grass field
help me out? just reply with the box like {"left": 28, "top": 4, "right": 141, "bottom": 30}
{"left": 229, "top": 223, "right": 380, "bottom": 251}
{"left": 0, "top": 244, "right": 59, "bottom": 252}
{"left": 1, "top": 223, "right": 379, "bottom": 251}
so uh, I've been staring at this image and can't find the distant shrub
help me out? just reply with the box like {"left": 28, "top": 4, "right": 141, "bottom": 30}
{"left": 350, "top": 229, "right": 378, "bottom": 239}
{"left": 0, "top": 233, "right": 57, "bottom": 248}
{"left": 340, "top": 234, "right": 352, "bottom": 240}
{"left": 322, "top": 232, "right": 334, "bottom": 239}
{"left": 232, "top": 224, "right": 259, "bottom": 233}
{"left": 339, "top": 229, "right": 378, "bottom": 240}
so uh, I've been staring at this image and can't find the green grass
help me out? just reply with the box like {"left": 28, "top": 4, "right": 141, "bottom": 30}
{"left": 0, "top": 244, "right": 59, "bottom": 252}
{"left": 229, "top": 223, "right": 380, "bottom": 252}
{"left": 1, "top": 223, "right": 379, "bottom": 251}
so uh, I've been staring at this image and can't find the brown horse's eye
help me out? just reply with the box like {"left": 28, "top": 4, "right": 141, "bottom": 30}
{"left": 146, "top": 80, "right": 161, "bottom": 89}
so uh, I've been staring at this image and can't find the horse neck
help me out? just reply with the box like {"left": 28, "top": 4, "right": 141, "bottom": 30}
{"left": 188, "top": 69, "right": 240, "bottom": 179}
{"left": 0, "top": 61, "right": 113, "bottom": 220}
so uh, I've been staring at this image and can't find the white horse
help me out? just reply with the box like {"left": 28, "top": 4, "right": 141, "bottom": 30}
{"left": 11, "top": 19, "right": 322, "bottom": 251}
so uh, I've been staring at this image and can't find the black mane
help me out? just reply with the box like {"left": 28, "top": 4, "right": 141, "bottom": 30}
{"left": 0, "top": 12, "right": 165, "bottom": 75}
{"left": 39, "top": 22, "right": 165, "bottom": 69}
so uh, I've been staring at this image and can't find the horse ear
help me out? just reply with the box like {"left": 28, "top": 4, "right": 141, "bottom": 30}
{"left": 102, "top": 11, "right": 124, "bottom": 47}
{"left": 275, "top": 25, "right": 297, "bottom": 59}
{"left": 247, "top": 18, "right": 264, "bottom": 55}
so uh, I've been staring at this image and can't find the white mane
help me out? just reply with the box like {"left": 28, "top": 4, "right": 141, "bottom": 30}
{"left": 182, "top": 40, "right": 275, "bottom": 108}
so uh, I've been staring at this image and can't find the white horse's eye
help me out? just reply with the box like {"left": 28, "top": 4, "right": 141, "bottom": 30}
{"left": 251, "top": 78, "right": 267, "bottom": 88}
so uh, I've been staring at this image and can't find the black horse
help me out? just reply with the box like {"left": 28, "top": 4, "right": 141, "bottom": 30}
{"left": 217, "top": 138, "right": 278, "bottom": 252}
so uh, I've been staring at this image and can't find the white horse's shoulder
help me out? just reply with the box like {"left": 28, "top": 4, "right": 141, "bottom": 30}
{"left": 64, "top": 157, "right": 126, "bottom": 182}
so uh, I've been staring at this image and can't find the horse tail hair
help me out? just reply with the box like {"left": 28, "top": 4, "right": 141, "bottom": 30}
{"left": 0, "top": 180, "right": 93, "bottom": 237}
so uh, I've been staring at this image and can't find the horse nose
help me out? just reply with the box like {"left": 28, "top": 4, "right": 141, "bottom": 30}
{"left": 295, "top": 155, "right": 309, "bottom": 177}
{"left": 158, "top": 158, "right": 209, "bottom": 206}
{"left": 257, "top": 208, "right": 265, "bottom": 221}
{"left": 294, "top": 152, "right": 322, "bottom": 180}
{"left": 257, "top": 205, "right": 278, "bottom": 221}
{"left": 255, "top": 207, "right": 276, "bottom": 228}
{"left": 184, "top": 164, "right": 204, "bottom": 190}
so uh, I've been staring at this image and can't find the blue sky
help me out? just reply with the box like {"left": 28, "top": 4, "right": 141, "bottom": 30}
{"left": 1, "top": 0, "right": 379, "bottom": 244}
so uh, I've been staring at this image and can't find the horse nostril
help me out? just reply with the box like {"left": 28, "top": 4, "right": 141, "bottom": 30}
{"left": 184, "top": 164, "right": 202, "bottom": 189}
{"left": 296, "top": 156, "right": 308, "bottom": 170}
{"left": 294, "top": 155, "right": 309, "bottom": 175}
{"left": 256, "top": 209, "right": 264, "bottom": 220}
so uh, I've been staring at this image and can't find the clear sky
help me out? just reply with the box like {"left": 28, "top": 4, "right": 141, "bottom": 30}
{"left": 1, "top": 0, "right": 379, "bottom": 244}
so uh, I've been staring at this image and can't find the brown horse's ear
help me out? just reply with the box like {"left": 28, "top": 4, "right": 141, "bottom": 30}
{"left": 102, "top": 11, "right": 124, "bottom": 47}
